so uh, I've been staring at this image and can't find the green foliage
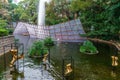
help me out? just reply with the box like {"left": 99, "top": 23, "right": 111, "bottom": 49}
{"left": 0, "top": 18, "right": 9, "bottom": 36}
{"left": 13, "top": 0, "right": 38, "bottom": 24}
{"left": 0, "top": 0, "right": 38, "bottom": 23}
{"left": 80, "top": 40, "right": 98, "bottom": 54}
{"left": 70, "top": 0, "right": 93, "bottom": 11}
{"left": 0, "top": 1, "right": 18, "bottom": 25}
{"left": 28, "top": 37, "right": 54, "bottom": 57}
{"left": 7, "top": 28, "right": 14, "bottom": 34}
{"left": 0, "top": 28, "right": 8, "bottom": 37}
{"left": 44, "top": 37, "right": 54, "bottom": 48}
{"left": 20, "top": 12, "right": 29, "bottom": 21}
{"left": 8, "top": 0, "right": 12, "bottom": 3}
{"left": 46, "top": 0, "right": 93, "bottom": 25}
{"left": 8, "top": 3, "right": 17, "bottom": 11}
{"left": 12, "top": 5, "right": 24, "bottom": 21}
{"left": 0, "top": 19, "right": 7, "bottom": 28}
{"left": 7, "top": 3, "right": 18, "bottom": 21}
{"left": 45, "top": 0, "right": 71, "bottom": 25}
{"left": 28, "top": 40, "right": 48, "bottom": 56}
{"left": 80, "top": 0, "right": 120, "bottom": 40}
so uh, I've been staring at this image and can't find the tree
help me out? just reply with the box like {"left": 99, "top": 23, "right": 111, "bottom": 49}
{"left": 45, "top": 0, "right": 93, "bottom": 25}
{"left": 80, "top": 0, "right": 120, "bottom": 40}
{"left": 16, "top": 0, "right": 38, "bottom": 24}
{"left": 70, "top": 0, "right": 92, "bottom": 19}
{"left": 0, "top": 18, "right": 7, "bottom": 28}
{"left": 45, "top": 0, "right": 70, "bottom": 25}
{"left": 46, "top": 0, "right": 120, "bottom": 40}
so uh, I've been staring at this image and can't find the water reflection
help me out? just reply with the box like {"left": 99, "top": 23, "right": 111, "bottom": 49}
{"left": 51, "top": 42, "right": 120, "bottom": 80}
{"left": 111, "top": 70, "right": 117, "bottom": 78}
{"left": 0, "top": 35, "right": 59, "bottom": 80}
{"left": 1, "top": 34, "right": 120, "bottom": 80}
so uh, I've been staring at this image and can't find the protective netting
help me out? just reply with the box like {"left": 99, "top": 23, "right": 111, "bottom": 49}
{"left": 14, "top": 19, "right": 86, "bottom": 42}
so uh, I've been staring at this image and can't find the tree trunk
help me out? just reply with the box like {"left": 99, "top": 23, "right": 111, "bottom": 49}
{"left": 88, "top": 38, "right": 120, "bottom": 51}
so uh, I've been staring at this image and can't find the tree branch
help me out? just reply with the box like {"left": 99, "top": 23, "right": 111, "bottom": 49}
{"left": 88, "top": 38, "right": 120, "bottom": 51}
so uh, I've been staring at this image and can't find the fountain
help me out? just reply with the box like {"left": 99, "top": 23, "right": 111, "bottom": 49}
{"left": 38, "top": 0, "right": 51, "bottom": 26}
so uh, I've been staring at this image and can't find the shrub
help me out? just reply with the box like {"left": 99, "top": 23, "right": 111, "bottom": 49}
{"left": 0, "top": 19, "right": 7, "bottom": 28}
{"left": 44, "top": 37, "right": 54, "bottom": 48}
{"left": 28, "top": 40, "right": 48, "bottom": 57}
{"left": 0, "top": 28, "right": 9, "bottom": 37}
{"left": 28, "top": 37, "right": 54, "bottom": 57}
{"left": 80, "top": 40, "right": 98, "bottom": 54}
{"left": 8, "top": 28, "right": 14, "bottom": 35}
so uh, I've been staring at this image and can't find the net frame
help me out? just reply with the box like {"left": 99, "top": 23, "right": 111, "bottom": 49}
{"left": 13, "top": 19, "right": 86, "bottom": 42}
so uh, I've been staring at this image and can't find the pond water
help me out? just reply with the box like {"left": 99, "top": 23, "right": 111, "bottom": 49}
{"left": 0, "top": 35, "right": 61, "bottom": 80}
{"left": 51, "top": 42, "right": 120, "bottom": 80}
{"left": 0, "top": 35, "right": 120, "bottom": 80}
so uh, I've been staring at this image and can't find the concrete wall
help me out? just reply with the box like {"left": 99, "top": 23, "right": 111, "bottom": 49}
{"left": 0, "top": 35, "right": 14, "bottom": 56}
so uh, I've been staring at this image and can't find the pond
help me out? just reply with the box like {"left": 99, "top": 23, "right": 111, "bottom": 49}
{"left": 0, "top": 35, "right": 61, "bottom": 80}
{"left": 0, "top": 35, "right": 120, "bottom": 80}
{"left": 51, "top": 42, "right": 120, "bottom": 80}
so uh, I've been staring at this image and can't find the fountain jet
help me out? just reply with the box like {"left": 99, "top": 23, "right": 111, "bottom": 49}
{"left": 38, "top": 0, "right": 51, "bottom": 26}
